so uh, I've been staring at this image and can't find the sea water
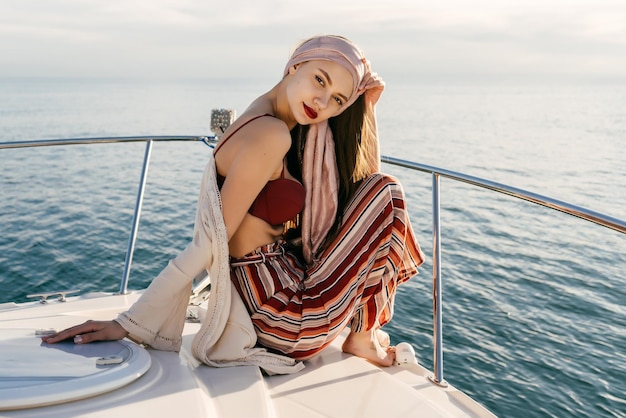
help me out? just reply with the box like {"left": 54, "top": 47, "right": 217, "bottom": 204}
{"left": 1, "top": 77, "right": 625, "bottom": 417}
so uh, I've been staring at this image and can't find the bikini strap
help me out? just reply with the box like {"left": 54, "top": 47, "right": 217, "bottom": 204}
{"left": 213, "top": 113, "right": 273, "bottom": 154}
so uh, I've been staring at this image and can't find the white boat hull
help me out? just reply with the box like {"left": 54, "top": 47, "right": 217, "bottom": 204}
{"left": 0, "top": 292, "right": 495, "bottom": 417}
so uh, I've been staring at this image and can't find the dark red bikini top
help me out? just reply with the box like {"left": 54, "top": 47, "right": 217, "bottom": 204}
{"left": 214, "top": 114, "right": 306, "bottom": 226}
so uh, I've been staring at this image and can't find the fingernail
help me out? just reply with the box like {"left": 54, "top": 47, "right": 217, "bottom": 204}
{"left": 74, "top": 335, "right": 83, "bottom": 343}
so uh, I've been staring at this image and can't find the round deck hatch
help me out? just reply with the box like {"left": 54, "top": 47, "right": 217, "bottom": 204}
{"left": 0, "top": 328, "right": 151, "bottom": 410}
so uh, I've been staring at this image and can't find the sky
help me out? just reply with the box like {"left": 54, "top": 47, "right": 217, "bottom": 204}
{"left": 1, "top": 0, "right": 626, "bottom": 83}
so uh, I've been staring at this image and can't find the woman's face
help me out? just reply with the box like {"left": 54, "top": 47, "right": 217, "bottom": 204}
{"left": 286, "top": 60, "right": 354, "bottom": 125}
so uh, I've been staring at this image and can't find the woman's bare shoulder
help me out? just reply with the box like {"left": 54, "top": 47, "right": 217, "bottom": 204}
{"left": 235, "top": 114, "right": 292, "bottom": 153}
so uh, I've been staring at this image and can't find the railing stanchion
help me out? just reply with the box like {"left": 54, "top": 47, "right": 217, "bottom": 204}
{"left": 120, "top": 140, "right": 154, "bottom": 294}
{"left": 430, "top": 173, "right": 447, "bottom": 386}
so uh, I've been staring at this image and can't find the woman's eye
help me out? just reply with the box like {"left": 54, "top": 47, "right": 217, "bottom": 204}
{"left": 315, "top": 75, "right": 325, "bottom": 86}
{"left": 334, "top": 97, "right": 343, "bottom": 106}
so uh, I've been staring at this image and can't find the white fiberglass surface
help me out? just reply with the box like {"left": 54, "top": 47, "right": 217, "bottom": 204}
{"left": 0, "top": 328, "right": 151, "bottom": 410}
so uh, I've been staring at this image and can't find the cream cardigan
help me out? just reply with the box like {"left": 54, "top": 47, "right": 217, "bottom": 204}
{"left": 115, "top": 154, "right": 304, "bottom": 375}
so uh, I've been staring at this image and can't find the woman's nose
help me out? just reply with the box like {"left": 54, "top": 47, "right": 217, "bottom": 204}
{"left": 313, "top": 94, "right": 329, "bottom": 109}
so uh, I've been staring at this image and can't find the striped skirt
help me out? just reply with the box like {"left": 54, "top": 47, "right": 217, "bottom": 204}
{"left": 230, "top": 173, "right": 425, "bottom": 360}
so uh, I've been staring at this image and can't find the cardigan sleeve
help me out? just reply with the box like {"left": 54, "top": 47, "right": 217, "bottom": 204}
{"left": 115, "top": 157, "right": 220, "bottom": 351}
{"left": 115, "top": 239, "right": 211, "bottom": 351}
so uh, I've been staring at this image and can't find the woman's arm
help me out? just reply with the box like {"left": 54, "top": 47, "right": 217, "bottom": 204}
{"left": 42, "top": 116, "right": 292, "bottom": 345}
{"left": 217, "top": 116, "right": 292, "bottom": 240}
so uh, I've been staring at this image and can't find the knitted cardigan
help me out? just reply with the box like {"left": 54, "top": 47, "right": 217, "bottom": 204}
{"left": 115, "top": 154, "right": 304, "bottom": 375}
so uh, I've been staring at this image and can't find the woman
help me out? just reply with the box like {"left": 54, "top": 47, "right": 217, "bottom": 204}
{"left": 42, "top": 35, "right": 424, "bottom": 367}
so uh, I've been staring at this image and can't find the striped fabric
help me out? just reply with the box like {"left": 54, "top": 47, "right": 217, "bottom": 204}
{"left": 230, "top": 173, "right": 425, "bottom": 360}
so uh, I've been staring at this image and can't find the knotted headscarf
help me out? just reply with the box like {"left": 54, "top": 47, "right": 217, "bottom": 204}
{"left": 284, "top": 35, "right": 385, "bottom": 263}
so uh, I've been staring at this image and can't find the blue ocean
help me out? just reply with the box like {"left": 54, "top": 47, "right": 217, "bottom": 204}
{"left": 1, "top": 77, "right": 625, "bottom": 417}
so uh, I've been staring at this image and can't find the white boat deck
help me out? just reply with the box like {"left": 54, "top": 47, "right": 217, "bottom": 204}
{"left": 0, "top": 292, "right": 495, "bottom": 417}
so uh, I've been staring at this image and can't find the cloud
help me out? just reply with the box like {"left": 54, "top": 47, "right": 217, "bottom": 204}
{"left": 1, "top": 0, "right": 625, "bottom": 81}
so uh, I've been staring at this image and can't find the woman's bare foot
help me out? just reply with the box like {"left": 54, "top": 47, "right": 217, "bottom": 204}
{"left": 342, "top": 328, "right": 395, "bottom": 367}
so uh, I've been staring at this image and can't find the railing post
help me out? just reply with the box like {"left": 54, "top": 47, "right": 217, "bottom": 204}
{"left": 430, "top": 173, "right": 447, "bottom": 386}
{"left": 119, "top": 140, "right": 153, "bottom": 294}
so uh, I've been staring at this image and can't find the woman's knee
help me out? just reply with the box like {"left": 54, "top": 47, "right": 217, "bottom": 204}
{"left": 361, "top": 173, "right": 405, "bottom": 203}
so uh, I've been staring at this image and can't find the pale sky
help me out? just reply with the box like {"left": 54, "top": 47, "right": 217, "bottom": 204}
{"left": 2, "top": 0, "right": 626, "bottom": 82}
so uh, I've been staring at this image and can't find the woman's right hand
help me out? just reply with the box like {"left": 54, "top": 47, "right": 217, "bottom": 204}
{"left": 41, "top": 320, "right": 129, "bottom": 344}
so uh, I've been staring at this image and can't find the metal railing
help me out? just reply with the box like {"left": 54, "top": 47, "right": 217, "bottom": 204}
{"left": 1, "top": 136, "right": 214, "bottom": 295}
{"left": 2, "top": 137, "right": 625, "bottom": 387}
{"left": 380, "top": 155, "right": 626, "bottom": 386}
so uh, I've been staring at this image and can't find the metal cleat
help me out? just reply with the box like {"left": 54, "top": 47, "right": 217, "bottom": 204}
{"left": 26, "top": 290, "right": 80, "bottom": 304}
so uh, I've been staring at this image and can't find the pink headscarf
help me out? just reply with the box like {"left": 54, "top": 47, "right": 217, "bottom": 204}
{"left": 284, "top": 35, "right": 385, "bottom": 263}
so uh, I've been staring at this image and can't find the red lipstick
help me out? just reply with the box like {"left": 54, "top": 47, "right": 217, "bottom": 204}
{"left": 303, "top": 103, "right": 318, "bottom": 119}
